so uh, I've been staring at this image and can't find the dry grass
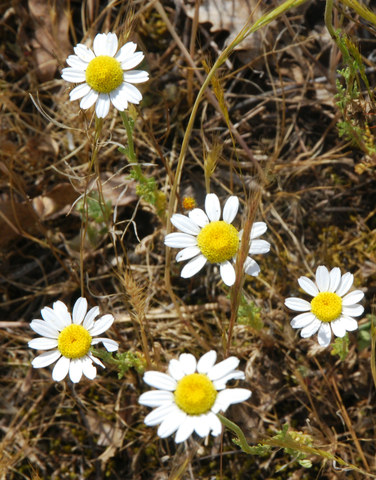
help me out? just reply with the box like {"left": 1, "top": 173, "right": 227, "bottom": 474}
{"left": 1, "top": 0, "right": 376, "bottom": 478}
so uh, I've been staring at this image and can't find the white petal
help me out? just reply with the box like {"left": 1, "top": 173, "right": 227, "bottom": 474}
{"left": 115, "top": 41, "right": 137, "bottom": 62}
{"left": 66, "top": 54, "right": 88, "bottom": 70}
{"left": 89, "top": 314, "right": 114, "bottom": 336}
{"left": 123, "top": 70, "right": 149, "bottom": 84}
{"left": 53, "top": 301, "right": 71, "bottom": 323}
{"left": 207, "top": 411, "right": 222, "bottom": 436}
{"left": 329, "top": 268, "right": 341, "bottom": 292}
{"left": 82, "top": 358, "right": 97, "bottom": 380}
{"left": 139, "top": 390, "right": 174, "bottom": 407}
{"left": 29, "top": 319, "right": 59, "bottom": 338}
{"left": 104, "top": 32, "right": 119, "bottom": 57}
{"left": 300, "top": 319, "right": 321, "bottom": 338}
{"left": 174, "top": 416, "right": 195, "bottom": 443}
{"left": 61, "top": 68, "right": 86, "bottom": 83}
{"left": 28, "top": 337, "right": 59, "bottom": 350}
{"left": 336, "top": 272, "right": 354, "bottom": 296}
{"left": 330, "top": 318, "right": 346, "bottom": 338}
{"left": 181, "top": 255, "right": 207, "bottom": 278}
{"left": 164, "top": 232, "right": 197, "bottom": 248}
{"left": 101, "top": 338, "right": 118, "bottom": 352}
{"left": 244, "top": 257, "right": 260, "bottom": 276}
{"left": 168, "top": 359, "right": 185, "bottom": 380}
{"left": 249, "top": 239, "right": 270, "bottom": 255}
{"left": 80, "top": 89, "right": 98, "bottom": 109}
{"left": 171, "top": 214, "right": 201, "bottom": 235}
{"left": 158, "top": 409, "right": 186, "bottom": 438}
{"left": 205, "top": 193, "right": 221, "bottom": 222}
{"left": 315, "top": 266, "right": 330, "bottom": 292}
{"left": 88, "top": 352, "right": 105, "bottom": 368}
{"left": 212, "top": 388, "right": 251, "bottom": 413}
{"left": 95, "top": 94, "right": 111, "bottom": 118}
{"left": 339, "top": 315, "right": 358, "bottom": 331}
{"left": 250, "top": 222, "right": 267, "bottom": 239}
{"left": 342, "top": 304, "right": 364, "bottom": 317}
{"left": 298, "top": 276, "right": 319, "bottom": 297}
{"left": 121, "top": 82, "right": 142, "bottom": 104}
{"left": 176, "top": 246, "right": 201, "bottom": 262}
{"left": 290, "top": 312, "right": 316, "bottom": 329}
{"left": 52, "top": 356, "right": 70, "bottom": 381}
{"left": 121, "top": 51, "right": 144, "bottom": 70}
{"left": 178, "top": 353, "right": 197, "bottom": 374}
{"left": 83, "top": 306, "right": 99, "bottom": 330}
{"left": 207, "top": 356, "right": 239, "bottom": 381}
{"left": 197, "top": 351, "right": 217, "bottom": 374}
{"left": 194, "top": 415, "right": 211, "bottom": 438}
{"left": 212, "top": 371, "right": 245, "bottom": 390}
{"left": 69, "top": 83, "right": 91, "bottom": 101}
{"left": 74, "top": 43, "right": 95, "bottom": 62}
{"left": 223, "top": 196, "right": 239, "bottom": 224}
{"left": 143, "top": 371, "right": 177, "bottom": 391}
{"left": 342, "top": 290, "right": 364, "bottom": 306}
{"left": 220, "top": 261, "right": 236, "bottom": 286}
{"left": 144, "top": 404, "right": 176, "bottom": 426}
{"left": 41, "top": 305, "right": 69, "bottom": 330}
{"left": 31, "top": 350, "right": 61, "bottom": 368}
{"left": 91, "top": 337, "right": 118, "bottom": 352}
{"left": 188, "top": 208, "right": 209, "bottom": 227}
{"left": 109, "top": 84, "right": 128, "bottom": 111}
{"left": 69, "top": 358, "right": 83, "bottom": 383}
{"left": 93, "top": 32, "right": 118, "bottom": 57}
{"left": 72, "top": 297, "right": 87, "bottom": 324}
{"left": 317, "top": 323, "right": 331, "bottom": 347}
{"left": 284, "top": 297, "right": 311, "bottom": 312}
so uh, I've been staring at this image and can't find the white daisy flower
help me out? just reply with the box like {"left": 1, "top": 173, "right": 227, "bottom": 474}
{"left": 285, "top": 265, "right": 364, "bottom": 347}
{"left": 139, "top": 350, "right": 251, "bottom": 443}
{"left": 28, "top": 298, "right": 119, "bottom": 383}
{"left": 61, "top": 32, "right": 149, "bottom": 118}
{"left": 164, "top": 193, "right": 270, "bottom": 287}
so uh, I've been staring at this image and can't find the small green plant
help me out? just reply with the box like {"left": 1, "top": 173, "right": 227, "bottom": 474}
{"left": 275, "top": 424, "right": 313, "bottom": 469}
{"left": 237, "top": 295, "right": 263, "bottom": 330}
{"left": 358, "top": 316, "right": 373, "bottom": 351}
{"left": 76, "top": 192, "right": 112, "bottom": 246}
{"left": 119, "top": 109, "right": 165, "bottom": 216}
{"left": 331, "top": 334, "right": 349, "bottom": 360}
{"left": 91, "top": 348, "right": 146, "bottom": 379}
{"left": 334, "top": 31, "right": 376, "bottom": 164}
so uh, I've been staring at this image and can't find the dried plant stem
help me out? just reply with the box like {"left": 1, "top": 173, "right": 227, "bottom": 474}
{"left": 122, "top": 271, "right": 152, "bottom": 368}
{"left": 225, "top": 186, "right": 262, "bottom": 357}
{"left": 80, "top": 117, "right": 103, "bottom": 295}
{"left": 331, "top": 377, "right": 370, "bottom": 472}
{"left": 371, "top": 315, "right": 376, "bottom": 390}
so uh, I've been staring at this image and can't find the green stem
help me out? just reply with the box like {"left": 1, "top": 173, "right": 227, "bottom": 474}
{"left": 120, "top": 110, "right": 152, "bottom": 192}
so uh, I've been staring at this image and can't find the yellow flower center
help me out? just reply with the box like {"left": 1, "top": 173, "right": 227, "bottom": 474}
{"left": 197, "top": 220, "right": 239, "bottom": 264}
{"left": 310, "top": 292, "right": 342, "bottom": 323}
{"left": 182, "top": 196, "right": 196, "bottom": 211}
{"left": 174, "top": 373, "right": 217, "bottom": 415}
{"left": 57, "top": 324, "right": 92, "bottom": 359}
{"left": 85, "top": 55, "right": 123, "bottom": 94}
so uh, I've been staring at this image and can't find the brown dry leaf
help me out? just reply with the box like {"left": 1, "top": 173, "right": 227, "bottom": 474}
{"left": 85, "top": 412, "right": 124, "bottom": 465}
{"left": 89, "top": 173, "right": 138, "bottom": 207}
{"left": 27, "top": 0, "right": 71, "bottom": 81}
{"left": 0, "top": 200, "right": 39, "bottom": 248}
{"left": 183, "top": 0, "right": 273, "bottom": 61}
{"left": 32, "top": 183, "right": 77, "bottom": 220}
